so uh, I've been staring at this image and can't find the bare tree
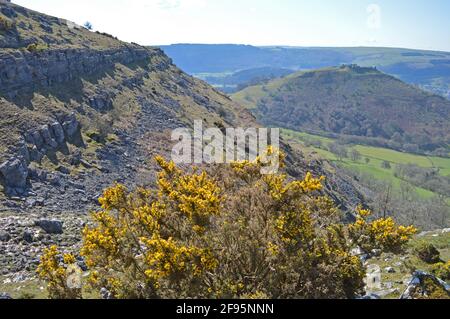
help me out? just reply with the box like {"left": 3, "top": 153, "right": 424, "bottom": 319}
{"left": 350, "top": 149, "right": 362, "bottom": 162}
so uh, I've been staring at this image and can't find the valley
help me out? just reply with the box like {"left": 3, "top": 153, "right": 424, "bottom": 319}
{"left": 162, "top": 44, "right": 450, "bottom": 99}
{"left": 282, "top": 129, "right": 450, "bottom": 198}
{"left": 232, "top": 65, "right": 450, "bottom": 155}
{"left": 282, "top": 128, "right": 450, "bottom": 230}
{"left": 0, "top": 1, "right": 449, "bottom": 300}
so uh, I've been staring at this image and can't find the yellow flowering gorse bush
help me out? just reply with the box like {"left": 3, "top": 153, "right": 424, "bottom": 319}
{"left": 349, "top": 206, "right": 417, "bottom": 254}
{"left": 38, "top": 148, "right": 417, "bottom": 299}
{"left": 37, "top": 246, "right": 82, "bottom": 299}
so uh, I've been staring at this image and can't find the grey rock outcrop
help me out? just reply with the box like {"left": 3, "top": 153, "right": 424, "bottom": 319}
{"left": 17, "top": 113, "right": 81, "bottom": 170}
{"left": 35, "top": 219, "right": 63, "bottom": 234}
{"left": 50, "top": 122, "right": 65, "bottom": 143}
{"left": 0, "top": 46, "right": 153, "bottom": 96}
{"left": 0, "top": 231, "right": 11, "bottom": 242}
{"left": 0, "top": 158, "right": 28, "bottom": 188}
{"left": 1, "top": 1, "right": 16, "bottom": 17}
{"left": 401, "top": 271, "right": 450, "bottom": 299}
{"left": 23, "top": 113, "right": 80, "bottom": 151}
{"left": 88, "top": 92, "right": 114, "bottom": 112}
{"left": 61, "top": 113, "right": 80, "bottom": 138}
{"left": 39, "top": 124, "right": 58, "bottom": 149}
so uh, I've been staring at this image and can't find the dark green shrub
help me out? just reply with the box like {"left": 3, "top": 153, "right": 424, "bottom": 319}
{"left": 415, "top": 243, "right": 441, "bottom": 264}
{"left": 381, "top": 161, "right": 392, "bottom": 169}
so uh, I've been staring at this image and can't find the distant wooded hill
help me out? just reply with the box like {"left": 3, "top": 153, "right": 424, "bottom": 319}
{"left": 160, "top": 44, "right": 450, "bottom": 99}
{"left": 232, "top": 65, "right": 450, "bottom": 155}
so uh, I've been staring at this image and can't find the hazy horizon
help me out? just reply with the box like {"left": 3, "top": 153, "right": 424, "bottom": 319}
{"left": 11, "top": 0, "right": 450, "bottom": 52}
{"left": 159, "top": 43, "right": 450, "bottom": 53}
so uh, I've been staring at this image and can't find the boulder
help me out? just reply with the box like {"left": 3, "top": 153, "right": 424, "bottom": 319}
{"left": 385, "top": 267, "right": 396, "bottom": 274}
{"left": 31, "top": 130, "right": 44, "bottom": 149}
{"left": 23, "top": 230, "right": 34, "bottom": 243}
{"left": 364, "top": 264, "right": 382, "bottom": 291}
{"left": 88, "top": 92, "right": 114, "bottom": 111}
{"left": 35, "top": 219, "right": 63, "bottom": 234}
{"left": 62, "top": 113, "right": 79, "bottom": 137}
{"left": 50, "top": 122, "right": 65, "bottom": 143}
{"left": 0, "top": 293, "right": 12, "bottom": 300}
{"left": 39, "top": 125, "right": 58, "bottom": 149}
{"left": 371, "top": 249, "right": 382, "bottom": 257}
{"left": 29, "top": 145, "right": 44, "bottom": 162}
{"left": 0, "top": 231, "right": 11, "bottom": 242}
{"left": 0, "top": 158, "right": 28, "bottom": 188}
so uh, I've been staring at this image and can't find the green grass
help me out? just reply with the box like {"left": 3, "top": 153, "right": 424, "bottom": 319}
{"left": 365, "top": 230, "right": 449, "bottom": 299}
{"left": 0, "top": 278, "right": 47, "bottom": 299}
{"left": 282, "top": 129, "right": 450, "bottom": 200}
{"left": 0, "top": 276, "right": 101, "bottom": 299}
{"left": 232, "top": 71, "right": 301, "bottom": 109}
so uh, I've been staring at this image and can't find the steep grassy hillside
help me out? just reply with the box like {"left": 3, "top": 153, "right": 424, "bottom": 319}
{"left": 0, "top": 2, "right": 258, "bottom": 211}
{"left": 233, "top": 65, "right": 450, "bottom": 154}
{"left": 0, "top": 3, "right": 368, "bottom": 279}
{"left": 282, "top": 129, "right": 450, "bottom": 230}
{"left": 282, "top": 129, "right": 450, "bottom": 197}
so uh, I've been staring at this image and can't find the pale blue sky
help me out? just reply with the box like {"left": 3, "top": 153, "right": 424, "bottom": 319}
{"left": 12, "top": 0, "right": 450, "bottom": 51}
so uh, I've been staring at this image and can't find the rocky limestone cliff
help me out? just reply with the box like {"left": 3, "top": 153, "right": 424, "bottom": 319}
{"left": 0, "top": 1, "right": 259, "bottom": 212}
{"left": 0, "top": 46, "right": 154, "bottom": 97}
{"left": 0, "top": 2, "right": 366, "bottom": 277}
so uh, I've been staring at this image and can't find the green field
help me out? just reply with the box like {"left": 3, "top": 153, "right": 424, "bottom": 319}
{"left": 282, "top": 129, "right": 450, "bottom": 199}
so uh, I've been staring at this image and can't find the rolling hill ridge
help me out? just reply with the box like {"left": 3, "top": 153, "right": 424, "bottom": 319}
{"left": 232, "top": 65, "right": 450, "bottom": 155}
{"left": 161, "top": 44, "right": 450, "bottom": 98}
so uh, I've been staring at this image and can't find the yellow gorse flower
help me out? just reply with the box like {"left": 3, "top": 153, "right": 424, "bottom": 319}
{"left": 141, "top": 235, "right": 218, "bottom": 282}
{"left": 156, "top": 158, "right": 222, "bottom": 232}
{"left": 348, "top": 207, "right": 417, "bottom": 253}
{"left": 98, "top": 183, "right": 128, "bottom": 211}
{"left": 36, "top": 246, "right": 81, "bottom": 299}
{"left": 37, "top": 148, "right": 419, "bottom": 299}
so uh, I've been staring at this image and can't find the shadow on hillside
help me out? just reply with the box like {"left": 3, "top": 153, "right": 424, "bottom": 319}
{"left": 0, "top": 66, "right": 118, "bottom": 109}
{"left": 125, "top": 59, "right": 151, "bottom": 72}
